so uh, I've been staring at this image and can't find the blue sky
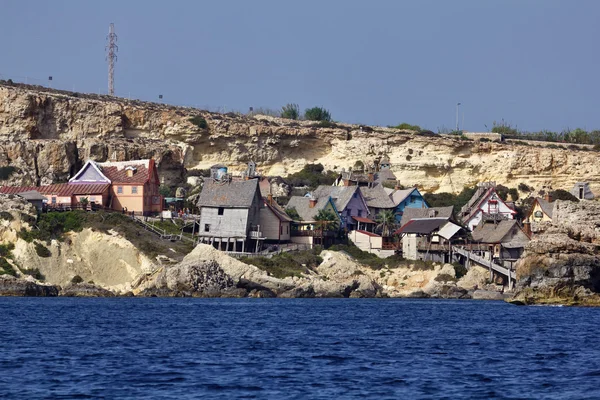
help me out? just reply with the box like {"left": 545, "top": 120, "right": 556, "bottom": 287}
{"left": 1, "top": 0, "right": 598, "bottom": 132}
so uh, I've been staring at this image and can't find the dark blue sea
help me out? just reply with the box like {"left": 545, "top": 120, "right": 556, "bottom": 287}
{"left": 1, "top": 298, "right": 600, "bottom": 399}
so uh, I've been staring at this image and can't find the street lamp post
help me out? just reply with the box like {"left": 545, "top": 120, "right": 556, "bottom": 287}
{"left": 456, "top": 103, "right": 461, "bottom": 131}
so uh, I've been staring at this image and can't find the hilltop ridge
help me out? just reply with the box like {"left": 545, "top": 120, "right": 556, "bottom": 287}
{"left": 0, "top": 81, "right": 599, "bottom": 193}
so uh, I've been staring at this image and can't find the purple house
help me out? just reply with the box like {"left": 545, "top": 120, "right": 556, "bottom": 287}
{"left": 312, "top": 185, "right": 370, "bottom": 230}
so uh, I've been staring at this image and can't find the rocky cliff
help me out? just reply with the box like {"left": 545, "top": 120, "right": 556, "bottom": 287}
{"left": 1, "top": 82, "right": 599, "bottom": 193}
{"left": 510, "top": 200, "right": 600, "bottom": 306}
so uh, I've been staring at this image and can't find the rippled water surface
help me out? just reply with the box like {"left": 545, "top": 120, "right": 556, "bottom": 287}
{"left": 1, "top": 298, "right": 600, "bottom": 399}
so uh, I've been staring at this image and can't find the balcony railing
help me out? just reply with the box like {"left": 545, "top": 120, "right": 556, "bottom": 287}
{"left": 291, "top": 229, "right": 335, "bottom": 237}
{"left": 249, "top": 231, "right": 263, "bottom": 239}
{"left": 381, "top": 242, "right": 397, "bottom": 250}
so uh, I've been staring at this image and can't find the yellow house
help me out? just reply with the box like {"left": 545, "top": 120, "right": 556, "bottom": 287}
{"left": 526, "top": 197, "right": 553, "bottom": 222}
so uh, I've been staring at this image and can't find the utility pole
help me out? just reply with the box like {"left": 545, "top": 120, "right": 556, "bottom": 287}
{"left": 456, "top": 102, "right": 461, "bottom": 131}
{"left": 106, "top": 23, "right": 118, "bottom": 96}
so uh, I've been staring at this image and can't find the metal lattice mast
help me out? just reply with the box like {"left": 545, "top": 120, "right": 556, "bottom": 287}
{"left": 106, "top": 23, "right": 118, "bottom": 96}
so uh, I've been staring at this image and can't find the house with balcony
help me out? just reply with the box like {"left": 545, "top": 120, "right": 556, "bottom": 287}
{"left": 459, "top": 182, "right": 516, "bottom": 231}
{"left": 196, "top": 178, "right": 265, "bottom": 252}
{"left": 394, "top": 217, "right": 467, "bottom": 262}
{"left": 285, "top": 195, "right": 341, "bottom": 248}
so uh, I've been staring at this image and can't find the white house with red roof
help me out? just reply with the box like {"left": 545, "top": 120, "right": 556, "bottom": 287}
{"left": 459, "top": 182, "right": 516, "bottom": 231}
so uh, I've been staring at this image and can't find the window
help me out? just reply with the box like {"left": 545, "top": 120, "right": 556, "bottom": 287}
{"left": 51, "top": 197, "right": 57, "bottom": 204}
{"left": 218, "top": 207, "right": 224, "bottom": 215}
{"left": 286, "top": 225, "right": 289, "bottom": 234}
{"left": 347, "top": 209, "right": 352, "bottom": 216}
{"left": 353, "top": 193, "right": 357, "bottom": 198}
{"left": 358, "top": 210, "right": 362, "bottom": 217}
{"left": 280, "top": 225, "right": 283, "bottom": 235}
{"left": 204, "top": 224, "right": 210, "bottom": 232}
{"left": 131, "top": 186, "right": 138, "bottom": 194}
{"left": 117, "top": 186, "right": 123, "bottom": 194}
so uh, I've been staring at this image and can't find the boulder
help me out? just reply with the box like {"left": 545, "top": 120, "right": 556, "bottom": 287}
{"left": 472, "top": 290, "right": 505, "bottom": 301}
{"left": 59, "top": 282, "right": 116, "bottom": 297}
{"left": 0, "top": 275, "right": 59, "bottom": 297}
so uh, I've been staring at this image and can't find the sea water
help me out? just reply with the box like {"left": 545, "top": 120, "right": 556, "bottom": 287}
{"left": 1, "top": 298, "right": 599, "bottom": 399}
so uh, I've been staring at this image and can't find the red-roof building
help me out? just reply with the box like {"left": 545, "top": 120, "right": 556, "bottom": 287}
{"left": 0, "top": 159, "right": 163, "bottom": 215}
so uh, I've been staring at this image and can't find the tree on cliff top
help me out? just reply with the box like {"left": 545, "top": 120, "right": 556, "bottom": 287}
{"left": 304, "top": 107, "right": 332, "bottom": 122}
{"left": 281, "top": 103, "right": 300, "bottom": 120}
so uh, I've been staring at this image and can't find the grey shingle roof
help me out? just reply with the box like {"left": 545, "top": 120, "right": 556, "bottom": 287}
{"left": 471, "top": 220, "right": 520, "bottom": 243}
{"left": 360, "top": 185, "right": 395, "bottom": 209}
{"left": 375, "top": 169, "right": 397, "bottom": 182}
{"left": 264, "top": 199, "right": 293, "bottom": 222}
{"left": 285, "top": 196, "right": 331, "bottom": 222}
{"left": 536, "top": 198, "right": 554, "bottom": 218}
{"left": 400, "top": 206, "right": 454, "bottom": 227}
{"left": 395, "top": 218, "right": 448, "bottom": 235}
{"left": 312, "top": 185, "right": 359, "bottom": 211}
{"left": 385, "top": 187, "right": 418, "bottom": 206}
{"left": 197, "top": 179, "right": 259, "bottom": 208}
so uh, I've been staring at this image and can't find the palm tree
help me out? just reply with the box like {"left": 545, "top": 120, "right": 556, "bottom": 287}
{"left": 314, "top": 209, "right": 340, "bottom": 232}
{"left": 375, "top": 210, "right": 396, "bottom": 237}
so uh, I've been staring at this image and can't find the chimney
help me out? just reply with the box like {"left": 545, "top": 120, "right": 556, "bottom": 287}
{"left": 309, "top": 198, "right": 317, "bottom": 208}
{"left": 523, "top": 220, "right": 532, "bottom": 237}
{"left": 545, "top": 193, "right": 553, "bottom": 202}
{"left": 267, "top": 193, "right": 273, "bottom": 206}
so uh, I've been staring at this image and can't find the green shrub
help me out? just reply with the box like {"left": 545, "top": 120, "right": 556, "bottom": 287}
{"left": 392, "top": 123, "right": 421, "bottom": 131}
{"left": 0, "top": 243, "right": 14, "bottom": 258}
{"left": 281, "top": 103, "right": 300, "bottom": 120}
{"left": 20, "top": 213, "right": 36, "bottom": 225}
{"left": 508, "top": 188, "right": 519, "bottom": 201}
{"left": 453, "top": 263, "right": 467, "bottom": 279}
{"left": 0, "top": 211, "right": 13, "bottom": 221}
{"left": 0, "top": 166, "right": 17, "bottom": 180}
{"left": 423, "top": 185, "right": 477, "bottom": 214}
{"left": 285, "top": 163, "right": 338, "bottom": 188}
{"left": 22, "top": 268, "right": 45, "bottom": 281}
{"left": 159, "top": 185, "right": 172, "bottom": 197}
{"left": 285, "top": 207, "right": 301, "bottom": 221}
{"left": 189, "top": 116, "right": 208, "bottom": 129}
{"left": 406, "top": 155, "right": 412, "bottom": 161}
{"left": 241, "top": 249, "right": 323, "bottom": 278}
{"left": 550, "top": 189, "right": 579, "bottom": 202}
{"left": 18, "top": 211, "right": 85, "bottom": 243}
{"left": 0, "top": 258, "right": 16, "bottom": 276}
{"left": 35, "top": 243, "right": 51, "bottom": 258}
{"left": 71, "top": 275, "right": 84, "bottom": 284}
{"left": 304, "top": 107, "right": 332, "bottom": 122}
{"left": 518, "top": 183, "right": 532, "bottom": 192}
{"left": 434, "top": 273, "right": 457, "bottom": 283}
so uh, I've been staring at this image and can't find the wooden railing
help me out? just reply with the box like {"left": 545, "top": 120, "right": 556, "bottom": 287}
{"left": 291, "top": 230, "right": 335, "bottom": 237}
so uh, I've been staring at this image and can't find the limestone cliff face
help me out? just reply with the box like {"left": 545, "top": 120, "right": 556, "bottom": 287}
{"left": 1, "top": 82, "right": 599, "bottom": 193}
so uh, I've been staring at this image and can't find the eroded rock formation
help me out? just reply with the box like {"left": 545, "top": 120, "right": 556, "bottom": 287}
{"left": 1, "top": 82, "right": 600, "bottom": 193}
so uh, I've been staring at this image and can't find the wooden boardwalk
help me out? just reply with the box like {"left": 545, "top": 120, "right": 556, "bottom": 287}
{"left": 452, "top": 246, "right": 516, "bottom": 289}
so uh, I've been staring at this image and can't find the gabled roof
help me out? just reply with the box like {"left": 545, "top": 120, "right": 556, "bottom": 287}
{"left": 375, "top": 169, "right": 397, "bottom": 182}
{"left": 197, "top": 179, "right": 260, "bottom": 208}
{"left": 286, "top": 196, "right": 336, "bottom": 222}
{"left": 263, "top": 198, "right": 292, "bottom": 222}
{"left": 462, "top": 186, "right": 516, "bottom": 223}
{"left": 400, "top": 206, "right": 454, "bottom": 227}
{"left": 16, "top": 190, "right": 46, "bottom": 201}
{"left": 571, "top": 182, "right": 595, "bottom": 200}
{"left": 534, "top": 197, "right": 554, "bottom": 218}
{"left": 69, "top": 160, "right": 111, "bottom": 184}
{"left": 385, "top": 187, "right": 421, "bottom": 207}
{"left": 471, "top": 220, "right": 524, "bottom": 244}
{"left": 96, "top": 160, "right": 154, "bottom": 185}
{"left": 360, "top": 185, "right": 395, "bottom": 209}
{"left": 394, "top": 218, "right": 448, "bottom": 235}
{"left": 312, "top": 185, "right": 365, "bottom": 212}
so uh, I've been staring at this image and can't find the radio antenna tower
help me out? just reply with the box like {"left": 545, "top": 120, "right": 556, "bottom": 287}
{"left": 106, "top": 23, "right": 118, "bottom": 96}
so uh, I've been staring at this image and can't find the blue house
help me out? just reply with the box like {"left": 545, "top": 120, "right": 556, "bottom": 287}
{"left": 385, "top": 187, "right": 429, "bottom": 222}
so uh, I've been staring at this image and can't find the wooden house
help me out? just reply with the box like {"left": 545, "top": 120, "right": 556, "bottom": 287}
{"left": 196, "top": 178, "right": 264, "bottom": 252}
{"left": 459, "top": 182, "right": 516, "bottom": 231}
{"left": 470, "top": 219, "right": 530, "bottom": 269}
{"left": 384, "top": 187, "right": 429, "bottom": 223}
{"left": 394, "top": 218, "right": 466, "bottom": 262}
{"left": 526, "top": 196, "right": 553, "bottom": 223}
{"left": 285, "top": 195, "right": 341, "bottom": 247}
{"left": 259, "top": 195, "right": 292, "bottom": 242}
{"left": 312, "top": 185, "right": 370, "bottom": 231}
